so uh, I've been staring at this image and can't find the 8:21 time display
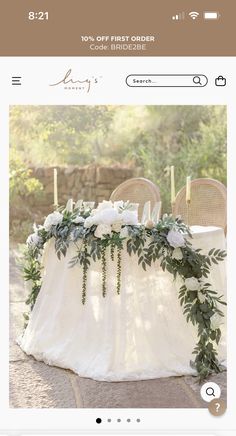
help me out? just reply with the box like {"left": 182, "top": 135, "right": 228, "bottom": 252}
{"left": 28, "top": 11, "right": 49, "bottom": 20}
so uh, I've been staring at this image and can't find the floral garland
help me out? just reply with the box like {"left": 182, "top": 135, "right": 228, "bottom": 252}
{"left": 22, "top": 200, "right": 226, "bottom": 380}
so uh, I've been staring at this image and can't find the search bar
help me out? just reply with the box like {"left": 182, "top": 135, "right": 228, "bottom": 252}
{"left": 126, "top": 74, "right": 208, "bottom": 87}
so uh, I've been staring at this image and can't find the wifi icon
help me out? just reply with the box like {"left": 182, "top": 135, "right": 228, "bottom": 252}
{"left": 189, "top": 11, "right": 200, "bottom": 20}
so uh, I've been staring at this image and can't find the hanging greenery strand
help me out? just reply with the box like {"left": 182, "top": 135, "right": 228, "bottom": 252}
{"left": 117, "top": 246, "right": 122, "bottom": 295}
{"left": 101, "top": 245, "right": 107, "bottom": 297}
{"left": 82, "top": 240, "right": 89, "bottom": 305}
{"left": 110, "top": 243, "right": 115, "bottom": 261}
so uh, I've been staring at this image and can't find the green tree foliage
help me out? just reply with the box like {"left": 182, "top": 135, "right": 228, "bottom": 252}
{"left": 10, "top": 150, "right": 43, "bottom": 202}
{"left": 10, "top": 105, "right": 226, "bottom": 213}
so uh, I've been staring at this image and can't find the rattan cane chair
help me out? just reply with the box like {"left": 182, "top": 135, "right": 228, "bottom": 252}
{"left": 173, "top": 178, "right": 227, "bottom": 233}
{"left": 110, "top": 177, "right": 161, "bottom": 221}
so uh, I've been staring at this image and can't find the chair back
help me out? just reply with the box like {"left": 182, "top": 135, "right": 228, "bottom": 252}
{"left": 173, "top": 178, "right": 227, "bottom": 232}
{"left": 110, "top": 177, "right": 161, "bottom": 221}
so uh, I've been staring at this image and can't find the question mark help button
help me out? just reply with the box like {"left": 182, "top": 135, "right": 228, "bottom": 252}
{"left": 208, "top": 398, "right": 227, "bottom": 416}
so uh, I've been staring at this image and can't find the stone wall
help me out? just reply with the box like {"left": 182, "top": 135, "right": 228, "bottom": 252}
{"left": 25, "top": 164, "right": 135, "bottom": 220}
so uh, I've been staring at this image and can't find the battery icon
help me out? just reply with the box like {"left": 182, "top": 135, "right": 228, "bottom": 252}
{"left": 203, "top": 11, "right": 220, "bottom": 20}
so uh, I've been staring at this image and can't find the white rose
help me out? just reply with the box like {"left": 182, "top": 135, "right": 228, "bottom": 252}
{"left": 97, "top": 208, "right": 119, "bottom": 224}
{"left": 210, "top": 313, "right": 223, "bottom": 330}
{"left": 43, "top": 211, "right": 63, "bottom": 231}
{"left": 167, "top": 229, "right": 186, "bottom": 248}
{"left": 198, "top": 291, "right": 206, "bottom": 304}
{"left": 26, "top": 233, "right": 42, "bottom": 247}
{"left": 89, "top": 208, "right": 119, "bottom": 225}
{"left": 120, "top": 210, "right": 138, "bottom": 225}
{"left": 120, "top": 226, "right": 129, "bottom": 238}
{"left": 72, "top": 216, "right": 85, "bottom": 224}
{"left": 96, "top": 200, "right": 113, "bottom": 212}
{"left": 112, "top": 222, "right": 122, "bottom": 233}
{"left": 172, "top": 247, "right": 183, "bottom": 260}
{"left": 185, "top": 277, "right": 201, "bottom": 291}
{"left": 84, "top": 216, "right": 95, "bottom": 228}
{"left": 94, "top": 224, "right": 112, "bottom": 239}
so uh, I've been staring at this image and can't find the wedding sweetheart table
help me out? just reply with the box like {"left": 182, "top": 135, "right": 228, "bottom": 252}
{"left": 19, "top": 218, "right": 226, "bottom": 382}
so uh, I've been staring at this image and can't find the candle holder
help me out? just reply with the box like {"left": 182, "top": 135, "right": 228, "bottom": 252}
{"left": 186, "top": 200, "right": 191, "bottom": 226}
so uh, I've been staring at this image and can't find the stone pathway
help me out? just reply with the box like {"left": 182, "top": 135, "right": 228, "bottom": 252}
{"left": 9, "top": 247, "right": 226, "bottom": 408}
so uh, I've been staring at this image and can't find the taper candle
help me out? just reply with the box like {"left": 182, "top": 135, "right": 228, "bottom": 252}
{"left": 171, "top": 165, "right": 176, "bottom": 204}
{"left": 186, "top": 176, "right": 191, "bottom": 203}
{"left": 53, "top": 168, "right": 58, "bottom": 207}
{"left": 66, "top": 198, "right": 73, "bottom": 212}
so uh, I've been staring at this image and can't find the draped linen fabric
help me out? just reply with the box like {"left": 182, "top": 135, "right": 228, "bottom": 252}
{"left": 19, "top": 226, "right": 226, "bottom": 381}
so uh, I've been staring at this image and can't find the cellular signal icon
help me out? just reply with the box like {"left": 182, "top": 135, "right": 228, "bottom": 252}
{"left": 172, "top": 12, "right": 185, "bottom": 21}
{"left": 189, "top": 11, "right": 200, "bottom": 20}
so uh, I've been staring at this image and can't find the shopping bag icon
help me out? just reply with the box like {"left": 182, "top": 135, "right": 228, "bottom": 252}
{"left": 215, "top": 76, "right": 226, "bottom": 86}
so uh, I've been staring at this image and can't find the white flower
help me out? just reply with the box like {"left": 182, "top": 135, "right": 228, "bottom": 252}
{"left": 185, "top": 277, "right": 201, "bottom": 291}
{"left": 120, "top": 226, "right": 129, "bottom": 238}
{"left": 120, "top": 210, "right": 138, "bottom": 225}
{"left": 84, "top": 216, "right": 95, "bottom": 228}
{"left": 112, "top": 222, "right": 122, "bottom": 233}
{"left": 94, "top": 223, "right": 112, "bottom": 239}
{"left": 198, "top": 291, "right": 206, "bottom": 304}
{"left": 97, "top": 208, "right": 120, "bottom": 225}
{"left": 89, "top": 208, "right": 120, "bottom": 225}
{"left": 72, "top": 215, "right": 85, "bottom": 224}
{"left": 95, "top": 200, "right": 113, "bottom": 212}
{"left": 90, "top": 209, "right": 97, "bottom": 216}
{"left": 210, "top": 313, "right": 223, "bottom": 330}
{"left": 167, "top": 229, "right": 186, "bottom": 248}
{"left": 172, "top": 247, "right": 183, "bottom": 260}
{"left": 43, "top": 211, "right": 63, "bottom": 231}
{"left": 26, "top": 233, "right": 42, "bottom": 247}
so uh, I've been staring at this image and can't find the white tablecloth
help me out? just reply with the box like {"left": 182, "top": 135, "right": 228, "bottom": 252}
{"left": 19, "top": 226, "right": 227, "bottom": 381}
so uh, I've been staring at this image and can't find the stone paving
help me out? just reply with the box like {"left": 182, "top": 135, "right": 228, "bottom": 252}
{"left": 9, "top": 247, "right": 226, "bottom": 408}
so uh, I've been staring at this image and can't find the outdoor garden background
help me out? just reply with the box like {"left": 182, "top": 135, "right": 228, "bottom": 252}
{"left": 10, "top": 105, "right": 226, "bottom": 244}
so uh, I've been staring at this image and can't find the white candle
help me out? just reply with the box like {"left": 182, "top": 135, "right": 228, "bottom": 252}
{"left": 66, "top": 198, "right": 73, "bottom": 212}
{"left": 141, "top": 201, "right": 151, "bottom": 224}
{"left": 53, "top": 168, "right": 58, "bottom": 206}
{"left": 186, "top": 176, "right": 191, "bottom": 202}
{"left": 171, "top": 165, "right": 175, "bottom": 204}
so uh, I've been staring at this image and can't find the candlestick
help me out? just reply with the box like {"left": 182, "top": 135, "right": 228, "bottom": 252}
{"left": 186, "top": 176, "right": 191, "bottom": 203}
{"left": 141, "top": 201, "right": 151, "bottom": 224}
{"left": 171, "top": 165, "right": 176, "bottom": 203}
{"left": 186, "top": 200, "right": 191, "bottom": 226}
{"left": 170, "top": 165, "right": 176, "bottom": 215}
{"left": 53, "top": 168, "right": 58, "bottom": 207}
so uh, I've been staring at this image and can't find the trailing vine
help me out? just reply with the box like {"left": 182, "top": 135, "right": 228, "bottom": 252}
{"left": 81, "top": 240, "right": 89, "bottom": 305}
{"left": 110, "top": 243, "right": 115, "bottom": 261}
{"left": 22, "top": 205, "right": 227, "bottom": 380}
{"left": 101, "top": 245, "right": 107, "bottom": 297}
{"left": 117, "top": 246, "right": 122, "bottom": 295}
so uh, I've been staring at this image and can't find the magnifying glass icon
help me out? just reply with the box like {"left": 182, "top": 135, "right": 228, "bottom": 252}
{"left": 206, "top": 387, "right": 215, "bottom": 397}
{"left": 193, "top": 75, "right": 202, "bottom": 85}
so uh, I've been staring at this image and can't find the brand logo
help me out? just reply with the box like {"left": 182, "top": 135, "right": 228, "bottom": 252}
{"left": 50, "top": 69, "right": 102, "bottom": 93}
